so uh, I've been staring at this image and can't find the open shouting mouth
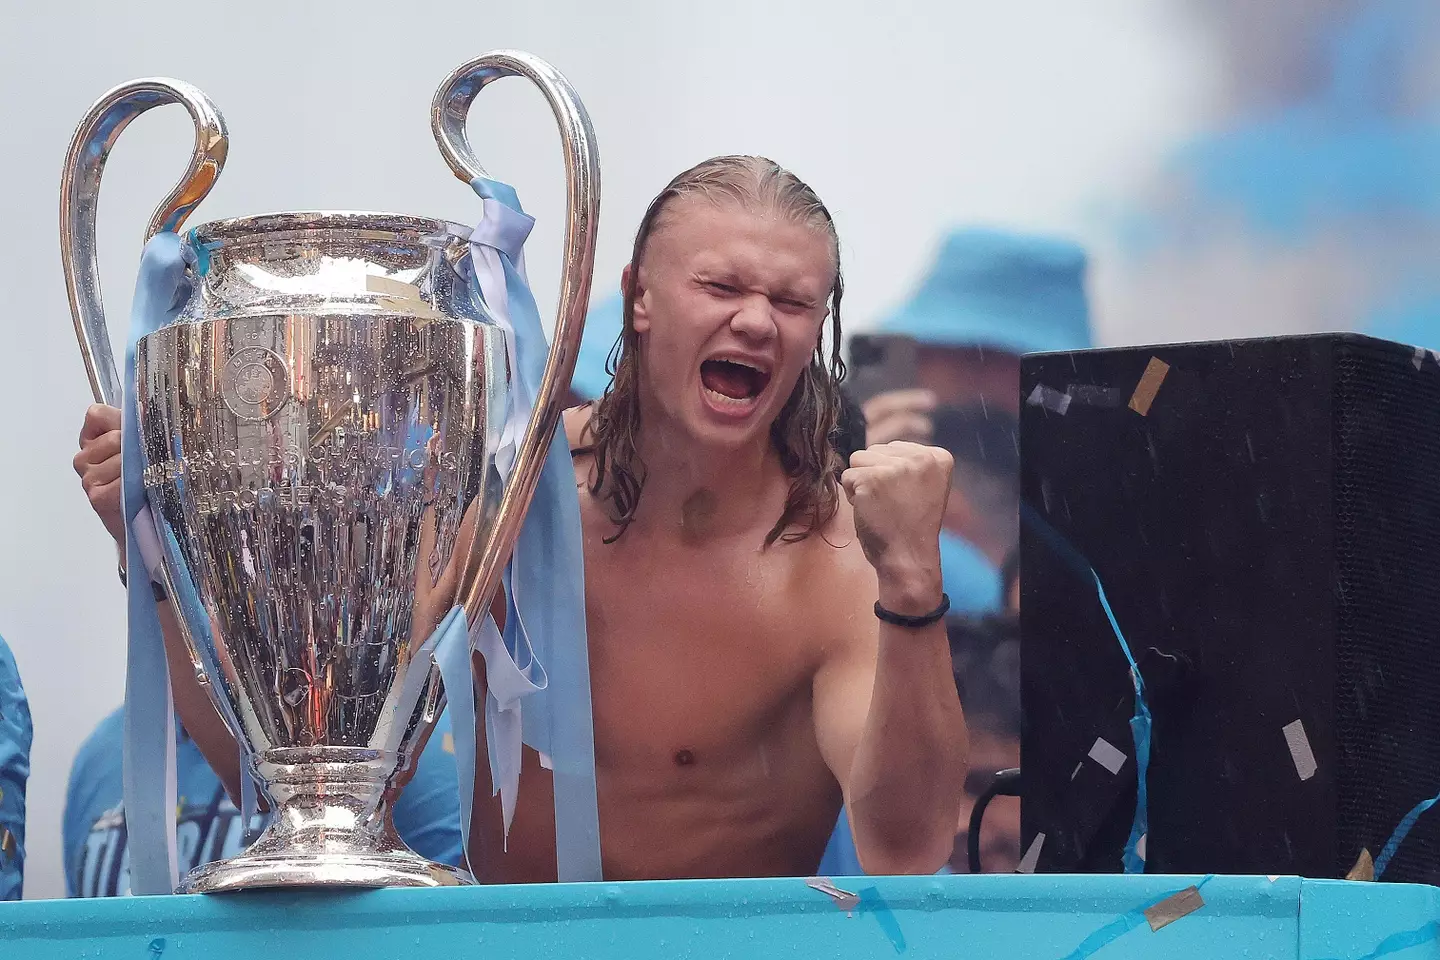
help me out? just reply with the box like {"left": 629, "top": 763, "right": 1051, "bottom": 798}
{"left": 700, "top": 357, "right": 773, "bottom": 416}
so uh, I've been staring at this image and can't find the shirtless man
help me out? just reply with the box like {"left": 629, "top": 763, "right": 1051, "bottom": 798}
{"left": 75, "top": 155, "right": 968, "bottom": 881}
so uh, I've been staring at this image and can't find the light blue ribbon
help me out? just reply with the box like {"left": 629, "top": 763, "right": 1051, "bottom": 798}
{"left": 121, "top": 233, "right": 271, "bottom": 894}
{"left": 432, "top": 176, "right": 601, "bottom": 882}
{"left": 1020, "top": 503, "right": 1151, "bottom": 874}
{"left": 120, "top": 232, "right": 189, "bottom": 895}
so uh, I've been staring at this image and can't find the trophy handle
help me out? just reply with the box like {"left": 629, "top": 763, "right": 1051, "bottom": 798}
{"left": 432, "top": 51, "right": 600, "bottom": 624}
{"left": 60, "top": 79, "right": 229, "bottom": 704}
{"left": 60, "top": 78, "right": 228, "bottom": 406}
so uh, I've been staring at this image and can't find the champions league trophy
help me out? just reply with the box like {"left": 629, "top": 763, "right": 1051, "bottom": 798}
{"left": 58, "top": 52, "right": 597, "bottom": 892}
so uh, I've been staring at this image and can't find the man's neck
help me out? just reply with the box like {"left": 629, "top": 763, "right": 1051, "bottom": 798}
{"left": 630, "top": 413, "right": 781, "bottom": 544}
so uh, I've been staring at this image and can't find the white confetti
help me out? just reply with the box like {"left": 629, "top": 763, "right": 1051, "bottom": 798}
{"left": 1088, "top": 737, "right": 1128, "bottom": 775}
{"left": 1026, "top": 383, "right": 1072, "bottom": 415}
{"left": 1283, "top": 719, "right": 1318, "bottom": 781}
{"left": 806, "top": 877, "right": 860, "bottom": 912}
{"left": 1017, "top": 832, "right": 1046, "bottom": 874}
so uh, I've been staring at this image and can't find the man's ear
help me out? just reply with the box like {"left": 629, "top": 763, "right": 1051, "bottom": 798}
{"left": 623, "top": 263, "right": 650, "bottom": 334}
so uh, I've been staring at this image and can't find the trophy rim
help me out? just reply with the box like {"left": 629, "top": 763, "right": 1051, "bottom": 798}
{"left": 189, "top": 210, "right": 473, "bottom": 245}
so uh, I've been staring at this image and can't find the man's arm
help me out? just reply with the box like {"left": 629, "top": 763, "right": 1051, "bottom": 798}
{"left": 75, "top": 404, "right": 245, "bottom": 800}
{"left": 812, "top": 441, "right": 969, "bottom": 875}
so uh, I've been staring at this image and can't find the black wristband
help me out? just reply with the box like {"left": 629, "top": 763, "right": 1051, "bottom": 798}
{"left": 874, "top": 593, "right": 950, "bottom": 628}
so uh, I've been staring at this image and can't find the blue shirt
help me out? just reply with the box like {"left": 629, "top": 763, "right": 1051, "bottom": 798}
{"left": 939, "top": 529, "right": 1003, "bottom": 615}
{"left": 62, "top": 707, "right": 463, "bottom": 897}
{"left": 0, "top": 634, "right": 31, "bottom": 901}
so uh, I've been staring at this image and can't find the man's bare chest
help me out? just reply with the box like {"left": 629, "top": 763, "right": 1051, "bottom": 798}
{"left": 581, "top": 539, "right": 824, "bottom": 774}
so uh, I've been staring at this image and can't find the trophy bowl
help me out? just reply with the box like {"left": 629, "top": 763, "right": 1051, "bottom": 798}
{"left": 136, "top": 212, "right": 502, "bottom": 892}
{"left": 60, "top": 54, "right": 598, "bottom": 893}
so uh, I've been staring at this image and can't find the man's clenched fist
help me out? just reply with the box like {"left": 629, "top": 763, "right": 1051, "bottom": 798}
{"left": 841, "top": 440, "right": 953, "bottom": 610}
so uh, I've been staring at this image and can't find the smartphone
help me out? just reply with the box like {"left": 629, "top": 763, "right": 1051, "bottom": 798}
{"left": 845, "top": 334, "right": 919, "bottom": 406}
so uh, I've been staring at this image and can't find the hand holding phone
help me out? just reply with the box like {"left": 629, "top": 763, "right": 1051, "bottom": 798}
{"left": 862, "top": 389, "right": 937, "bottom": 445}
{"left": 847, "top": 334, "right": 936, "bottom": 446}
{"left": 846, "top": 334, "right": 920, "bottom": 406}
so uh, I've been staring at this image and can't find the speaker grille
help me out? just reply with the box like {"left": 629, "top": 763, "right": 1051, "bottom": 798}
{"left": 1333, "top": 339, "right": 1440, "bottom": 882}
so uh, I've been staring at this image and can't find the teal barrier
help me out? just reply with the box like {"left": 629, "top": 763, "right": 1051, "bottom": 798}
{"left": 1, "top": 875, "right": 1436, "bottom": 959}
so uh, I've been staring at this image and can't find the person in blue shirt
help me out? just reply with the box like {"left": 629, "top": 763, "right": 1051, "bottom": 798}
{"left": 62, "top": 706, "right": 464, "bottom": 897}
{"left": 821, "top": 228, "right": 1092, "bottom": 877}
{"left": 0, "top": 633, "right": 32, "bottom": 900}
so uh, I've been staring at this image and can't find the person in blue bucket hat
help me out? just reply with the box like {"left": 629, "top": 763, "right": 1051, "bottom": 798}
{"left": 0, "top": 632, "right": 31, "bottom": 900}
{"left": 821, "top": 227, "right": 1093, "bottom": 878}
{"left": 861, "top": 227, "right": 1093, "bottom": 611}
{"left": 877, "top": 227, "right": 1092, "bottom": 358}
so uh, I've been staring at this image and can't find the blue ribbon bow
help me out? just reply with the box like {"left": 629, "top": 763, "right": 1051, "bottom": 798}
{"left": 432, "top": 176, "right": 601, "bottom": 881}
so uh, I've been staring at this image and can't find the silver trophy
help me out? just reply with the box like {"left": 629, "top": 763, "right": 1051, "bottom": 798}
{"left": 58, "top": 52, "right": 597, "bottom": 893}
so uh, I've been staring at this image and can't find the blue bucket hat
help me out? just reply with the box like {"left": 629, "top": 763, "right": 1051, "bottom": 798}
{"left": 569, "top": 292, "right": 626, "bottom": 401}
{"left": 878, "top": 228, "right": 1093, "bottom": 356}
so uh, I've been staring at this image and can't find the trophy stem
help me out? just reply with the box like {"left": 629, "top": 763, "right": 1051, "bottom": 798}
{"left": 178, "top": 750, "right": 473, "bottom": 893}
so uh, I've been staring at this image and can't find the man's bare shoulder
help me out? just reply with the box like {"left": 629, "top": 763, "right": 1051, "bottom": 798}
{"left": 800, "top": 494, "right": 879, "bottom": 654}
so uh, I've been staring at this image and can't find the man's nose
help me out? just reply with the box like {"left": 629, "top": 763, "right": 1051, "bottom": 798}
{"left": 729, "top": 295, "right": 777, "bottom": 342}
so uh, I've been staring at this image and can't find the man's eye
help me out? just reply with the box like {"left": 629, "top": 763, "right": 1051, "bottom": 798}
{"left": 704, "top": 281, "right": 739, "bottom": 295}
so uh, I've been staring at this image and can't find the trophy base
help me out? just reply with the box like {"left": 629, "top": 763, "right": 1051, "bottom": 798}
{"left": 178, "top": 850, "right": 473, "bottom": 894}
{"left": 177, "top": 748, "right": 478, "bottom": 894}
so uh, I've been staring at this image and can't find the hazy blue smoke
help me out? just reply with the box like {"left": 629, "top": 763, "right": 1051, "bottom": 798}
{"left": 1115, "top": 0, "right": 1440, "bottom": 346}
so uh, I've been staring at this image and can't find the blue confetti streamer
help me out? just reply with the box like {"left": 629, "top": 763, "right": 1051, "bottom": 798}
{"left": 1374, "top": 792, "right": 1440, "bottom": 879}
{"left": 1058, "top": 904, "right": 1149, "bottom": 960}
{"left": 1058, "top": 876, "right": 1214, "bottom": 960}
{"left": 1092, "top": 571, "right": 1152, "bottom": 875}
{"left": 1020, "top": 504, "right": 1152, "bottom": 873}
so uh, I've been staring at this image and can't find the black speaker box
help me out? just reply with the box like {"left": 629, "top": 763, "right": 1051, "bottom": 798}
{"left": 1020, "top": 333, "right": 1440, "bottom": 882}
